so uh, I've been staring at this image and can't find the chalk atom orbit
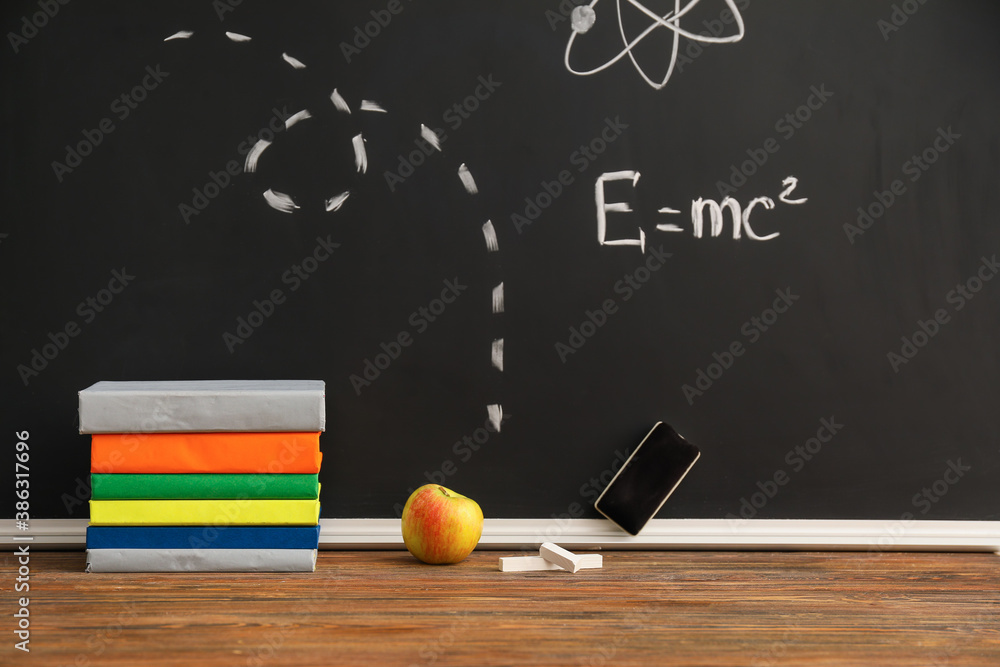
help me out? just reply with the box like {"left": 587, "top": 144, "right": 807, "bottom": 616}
{"left": 565, "top": 0, "right": 746, "bottom": 91}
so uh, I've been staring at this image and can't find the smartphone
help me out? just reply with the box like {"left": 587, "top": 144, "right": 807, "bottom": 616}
{"left": 594, "top": 422, "right": 701, "bottom": 535}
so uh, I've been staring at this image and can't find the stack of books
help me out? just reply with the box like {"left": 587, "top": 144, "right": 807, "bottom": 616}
{"left": 79, "top": 380, "right": 325, "bottom": 572}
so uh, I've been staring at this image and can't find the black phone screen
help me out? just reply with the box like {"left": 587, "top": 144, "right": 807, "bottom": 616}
{"left": 594, "top": 422, "right": 701, "bottom": 535}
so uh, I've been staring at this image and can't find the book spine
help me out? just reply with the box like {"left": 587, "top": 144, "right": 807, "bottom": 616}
{"left": 86, "top": 549, "right": 318, "bottom": 572}
{"left": 91, "top": 433, "right": 322, "bottom": 474}
{"left": 88, "top": 499, "right": 321, "bottom": 526}
{"left": 90, "top": 474, "right": 320, "bottom": 500}
{"left": 79, "top": 391, "right": 325, "bottom": 433}
{"left": 86, "top": 525, "right": 321, "bottom": 550}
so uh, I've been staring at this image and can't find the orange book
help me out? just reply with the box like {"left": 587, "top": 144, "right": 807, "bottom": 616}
{"left": 91, "top": 432, "right": 322, "bottom": 474}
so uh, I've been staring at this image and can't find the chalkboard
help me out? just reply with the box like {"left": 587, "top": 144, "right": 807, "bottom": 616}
{"left": 3, "top": 0, "right": 999, "bottom": 524}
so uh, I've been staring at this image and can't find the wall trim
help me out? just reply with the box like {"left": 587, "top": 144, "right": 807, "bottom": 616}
{"left": 4, "top": 519, "right": 999, "bottom": 551}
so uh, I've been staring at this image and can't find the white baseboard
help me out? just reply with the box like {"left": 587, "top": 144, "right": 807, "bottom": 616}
{"left": 4, "top": 518, "right": 1000, "bottom": 552}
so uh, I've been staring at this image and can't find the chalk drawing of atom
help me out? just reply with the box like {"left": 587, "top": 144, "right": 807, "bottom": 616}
{"left": 564, "top": 0, "right": 746, "bottom": 91}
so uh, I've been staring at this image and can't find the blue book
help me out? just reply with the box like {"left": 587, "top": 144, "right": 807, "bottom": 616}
{"left": 86, "top": 525, "right": 321, "bottom": 550}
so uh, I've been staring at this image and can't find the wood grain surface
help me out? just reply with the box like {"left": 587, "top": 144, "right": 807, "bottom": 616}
{"left": 2, "top": 550, "right": 998, "bottom": 666}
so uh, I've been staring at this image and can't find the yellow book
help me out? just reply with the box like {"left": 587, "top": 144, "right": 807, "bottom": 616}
{"left": 89, "top": 499, "right": 320, "bottom": 526}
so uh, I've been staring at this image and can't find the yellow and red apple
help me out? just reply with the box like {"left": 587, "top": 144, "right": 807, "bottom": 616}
{"left": 401, "top": 484, "right": 483, "bottom": 564}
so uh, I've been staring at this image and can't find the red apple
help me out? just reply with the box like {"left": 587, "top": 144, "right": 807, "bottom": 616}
{"left": 401, "top": 484, "right": 484, "bottom": 564}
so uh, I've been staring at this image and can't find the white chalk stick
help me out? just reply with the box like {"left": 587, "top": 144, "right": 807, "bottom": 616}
{"left": 539, "top": 542, "right": 584, "bottom": 573}
{"left": 499, "top": 554, "right": 603, "bottom": 572}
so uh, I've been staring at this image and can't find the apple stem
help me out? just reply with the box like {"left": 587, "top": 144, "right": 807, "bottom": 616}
{"left": 438, "top": 487, "right": 451, "bottom": 497}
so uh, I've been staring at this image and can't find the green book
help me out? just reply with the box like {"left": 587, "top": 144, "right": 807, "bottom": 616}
{"left": 91, "top": 474, "right": 319, "bottom": 500}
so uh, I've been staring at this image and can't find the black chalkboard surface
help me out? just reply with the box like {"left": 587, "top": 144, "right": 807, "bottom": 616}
{"left": 2, "top": 0, "right": 998, "bottom": 523}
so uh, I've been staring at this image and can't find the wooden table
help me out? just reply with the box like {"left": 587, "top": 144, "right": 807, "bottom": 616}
{"left": 3, "top": 550, "right": 998, "bottom": 665}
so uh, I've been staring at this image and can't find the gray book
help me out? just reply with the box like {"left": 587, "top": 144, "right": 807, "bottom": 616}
{"left": 78, "top": 380, "right": 326, "bottom": 433}
{"left": 86, "top": 548, "right": 318, "bottom": 572}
